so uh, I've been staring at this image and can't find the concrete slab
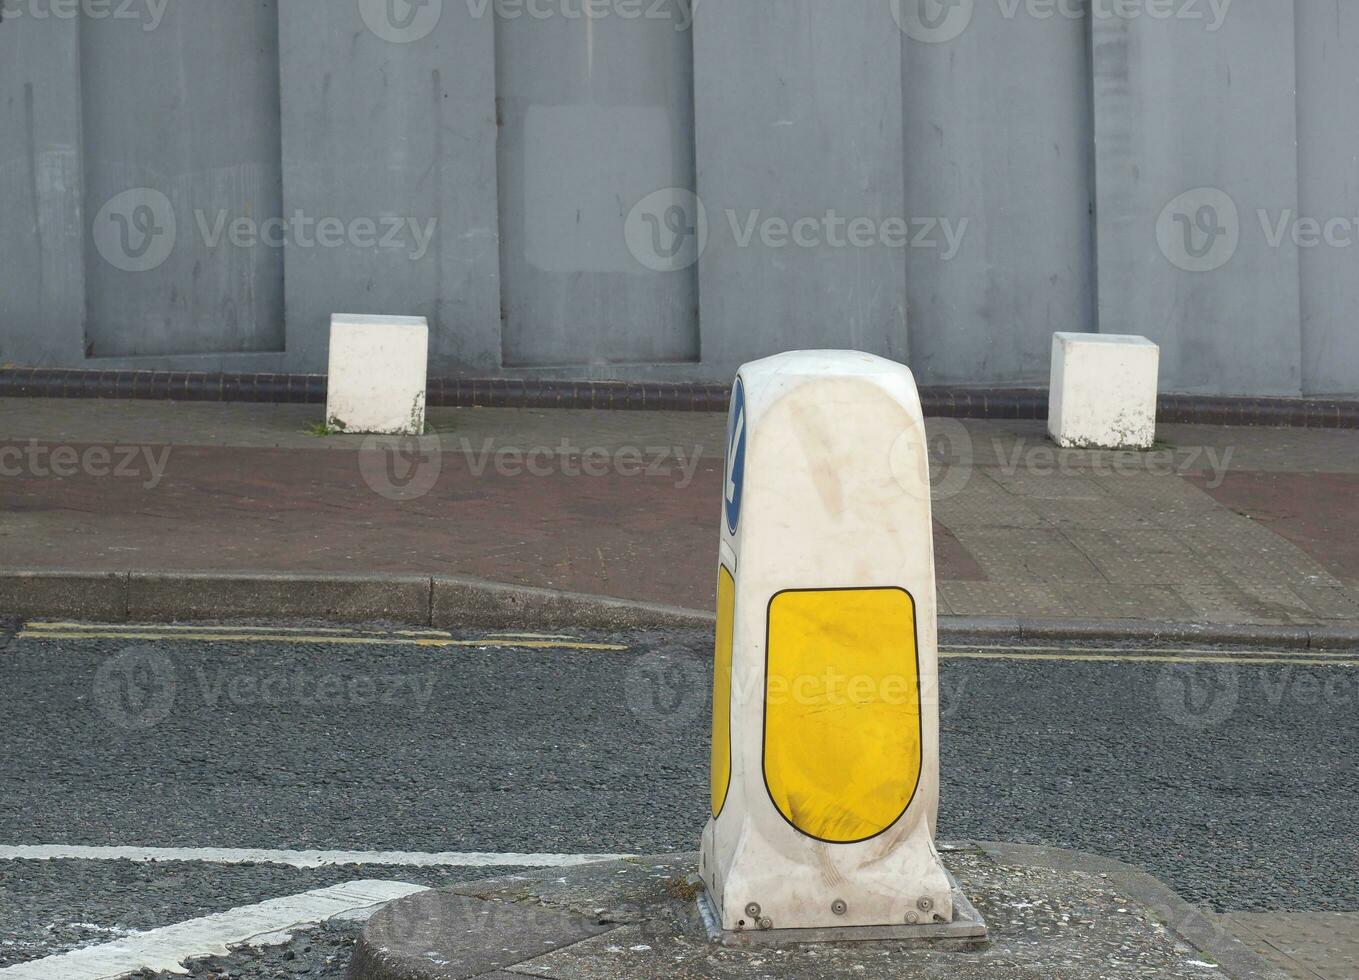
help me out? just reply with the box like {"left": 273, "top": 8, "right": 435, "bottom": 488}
{"left": 349, "top": 891, "right": 611, "bottom": 980}
{"left": 350, "top": 849, "right": 1293, "bottom": 980}
{"left": 1220, "top": 912, "right": 1359, "bottom": 980}
{"left": 0, "top": 571, "right": 126, "bottom": 622}
{"left": 127, "top": 572, "right": 432, "bottom": 624}
{"left": 429, "top": 576, "right": 710, "bottom": 631}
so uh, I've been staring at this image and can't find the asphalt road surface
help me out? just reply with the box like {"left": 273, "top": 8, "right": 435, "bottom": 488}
{"left": 0, "top": 619, "right": 1355, "bottom": 974}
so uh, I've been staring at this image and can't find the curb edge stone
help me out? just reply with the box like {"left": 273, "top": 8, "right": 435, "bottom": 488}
{"left": 1, "top": 570, "right": 1356, "bottom": 650}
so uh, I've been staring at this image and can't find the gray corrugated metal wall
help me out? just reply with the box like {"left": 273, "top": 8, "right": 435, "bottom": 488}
{"left": 1, "top": 0, "right": 1355, "bottom": 395}
{"left": 81, "top": 2, "right": 285, "bottom": 357}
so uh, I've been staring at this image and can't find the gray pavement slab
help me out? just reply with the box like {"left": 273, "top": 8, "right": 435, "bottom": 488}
{"left": 351, "top": 890, "right": 612, "bottom": 980}
{"left": 1220, "top": 912, "right": 1359, "bottom": 980}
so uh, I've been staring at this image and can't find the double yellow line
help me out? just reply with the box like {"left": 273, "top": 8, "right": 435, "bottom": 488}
{"left": 14, "top": 623, "right": 1356, "bottom": 667}
{"left": 940, "top": 644, "right": 1359, "bottom": 668}
{"left": 18, "top": 621, "right": 629, "bottom": 653}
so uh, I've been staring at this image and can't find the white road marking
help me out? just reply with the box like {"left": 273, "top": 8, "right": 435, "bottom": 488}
{"left": 0, "top": 880, "right": 427, "bottom": 979}
{"left": 0, "top": 844, "right": 631, "bottom": 869}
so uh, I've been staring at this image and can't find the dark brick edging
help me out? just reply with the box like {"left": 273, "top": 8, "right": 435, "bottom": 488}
{"left": 1, "top": 368, "right": 1355, "bottom": 428}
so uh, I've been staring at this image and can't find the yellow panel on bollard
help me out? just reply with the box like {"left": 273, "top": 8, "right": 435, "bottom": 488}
{"left": 698, "top": 351, "right": 985, "bottom": 944}
{"left": 764, "top": 587, "right": 922, "bottom": 845}
{"left": 711, "top": 566, "right": 735, "bottom": 820}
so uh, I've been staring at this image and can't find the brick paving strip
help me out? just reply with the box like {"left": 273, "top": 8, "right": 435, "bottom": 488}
{"left": 1, "top": 399, "right": 1356, "bottom": 640}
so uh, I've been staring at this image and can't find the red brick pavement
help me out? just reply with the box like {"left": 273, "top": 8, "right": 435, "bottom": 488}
{"left": 0, "top": 443, "right": 983, "bottom": 610}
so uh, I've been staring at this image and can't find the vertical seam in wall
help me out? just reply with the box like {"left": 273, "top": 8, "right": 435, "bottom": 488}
{"left": 898, "top": 14, "right": 912, "bottom": 365}
{"left": 23, "top": 83, "right": 44, "bottom": 328}
{"left": 1083, "top": 0, "right": 1100, "bottom": 336}
{"left": 272, "top": 0, "right": 288, "bottom": 357}
{"left": 1292, "top": 0, "right": 1307, "bottom": 396}
{"left": 72, "top": 10, "right": 91, "bottom": 362}
{"left": 492, "top": 9, "right": 509, "bottom": 371}
{"left": 432, "top": 67, "right": 446, "bottom": 369}
{"left": 687, "top": 5, "right": 703, "bottom": 366}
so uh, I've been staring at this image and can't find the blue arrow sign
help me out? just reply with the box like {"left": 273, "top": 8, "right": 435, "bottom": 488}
{"left": 724, "top": 377, "right": 747, "bottom": 536}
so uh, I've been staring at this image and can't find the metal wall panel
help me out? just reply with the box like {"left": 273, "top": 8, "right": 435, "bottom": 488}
{"left": 495, "top": 4, "right": 698, "bottom": 366}
{"left": 0, "top": 15, "right": 84, "bottom": 367}
{"left": 1295, "top": 1, "right": 1359, "bottom": 397}
{"left": 278, "top": 0, "right": 502, "bottom": 372}
{"left": 2, "top": 2, "right": 1356, "bottom": 395}
{"left": 80, "top": 0, "right": 284, "bottom": 357}
{"left": 1092, "top": 6, "right": 1303, "bottom": 395}
{"left": 694, "top": 0, "right": 907, "bottom": 371}
{"left": 902, "top": 0, "right": 1095, "bottom": 386}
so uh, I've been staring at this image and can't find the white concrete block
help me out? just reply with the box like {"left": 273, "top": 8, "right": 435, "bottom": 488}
{"left": 326, "top": 315, "right": 429, "bottom": 435}
{"left": 1049, "top": 333, "right": 1160, "bottom": 450}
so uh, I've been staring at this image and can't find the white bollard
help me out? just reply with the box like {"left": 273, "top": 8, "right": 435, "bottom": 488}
{"left": 699, "top": 350, "right": 984, "bottom": 942}
{"left": 326, "top": 314, "right": 430, "bottom": 436}
{"left": 1048, "top": 332, "right": 1160, "bottom": 450}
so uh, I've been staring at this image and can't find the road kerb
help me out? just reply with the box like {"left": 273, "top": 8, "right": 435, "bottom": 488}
{"left": 2, "top": 569, "right": 1356, "bottom": 651}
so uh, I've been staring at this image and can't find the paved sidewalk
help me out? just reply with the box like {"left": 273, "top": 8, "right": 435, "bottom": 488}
{"left": 346, "top": 850, "right": 1293, "bottom": 980}
{"left": 1218, "top": 912, "right": 1359, "bottom": 979}
{"left": 1, "top": 398, "right": 1356, "bottom": 628}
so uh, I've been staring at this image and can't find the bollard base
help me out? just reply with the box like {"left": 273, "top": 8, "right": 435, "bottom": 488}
{"left": 695, "top": 869, "right": 988, "bottom": 947}
{"left": 347, "top": 845, "right": 1285, "bottom": 980}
